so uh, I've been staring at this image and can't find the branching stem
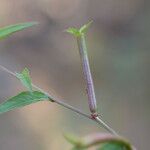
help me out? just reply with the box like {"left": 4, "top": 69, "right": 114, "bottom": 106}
{"left": 0, "top": 64, "right": 117, "bottom": 135}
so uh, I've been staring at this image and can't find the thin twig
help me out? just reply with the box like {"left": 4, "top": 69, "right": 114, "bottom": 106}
{"left": 0, "top": 64, "right": 117, "bottom": 135}
{"left": 95, "top": 117, "right": 118, "bottom": 136}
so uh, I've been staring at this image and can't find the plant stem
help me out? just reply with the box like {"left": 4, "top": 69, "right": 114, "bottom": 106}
{"left": 77, "top": 34, "right": 97, "bottom": 115}
{"left": 0, "top": 64, "right": 117, "bottom": 135}
{"left": 33, "top": 84, "right": 117, "bottom": 135}
{"left": 95, "top": 117, "right": 118, "bottom": 136}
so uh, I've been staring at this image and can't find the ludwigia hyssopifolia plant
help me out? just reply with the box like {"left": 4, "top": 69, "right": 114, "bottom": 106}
{"left": 0, "top": 22, "right": 136, "bottom": 150}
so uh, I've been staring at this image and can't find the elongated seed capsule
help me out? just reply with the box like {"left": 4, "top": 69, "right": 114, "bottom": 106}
{"left": 77, "top": 34, "right": 97, "bottom": 115}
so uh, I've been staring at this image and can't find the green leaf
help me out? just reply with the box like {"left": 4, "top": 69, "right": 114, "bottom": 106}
{"left": 0, "top": 91, "right": 48, "bottom": 114}
{"left": 79, "top": 21, "right": 93, "bottom": 34}
{"left": 16, "top": 68, "right": 32, "bottom": 92}
{"left": 0, "top": 22, "right": 38, "bottom": 40}
{"left": 98, "top": 142, "right": 127, "bottom": 150}
{"left": 66, "top": 27, "right": 81, "bottom": 37}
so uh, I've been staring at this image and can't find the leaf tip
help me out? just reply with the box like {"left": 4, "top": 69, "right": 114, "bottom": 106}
{"left": 79, "top": 20, "right": 93, "bottom": 34}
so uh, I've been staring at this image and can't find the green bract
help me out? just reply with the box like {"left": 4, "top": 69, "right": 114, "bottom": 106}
{"left": 79, "top": 21, "right": 93, "bottom": 34}
{"left": 66, "top": 28, "right": 81, "bottom": 37}
{"left": 66, "top": 21, "right": 93, "bottom": 37}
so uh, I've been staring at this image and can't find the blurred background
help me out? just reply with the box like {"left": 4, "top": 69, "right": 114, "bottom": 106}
{"left": 0, "top": 0, "right": 149, "bottom": 149}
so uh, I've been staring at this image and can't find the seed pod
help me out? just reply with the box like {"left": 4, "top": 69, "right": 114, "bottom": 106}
{"left": 77, "top": 34, "right": 97, "bottom": 114}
